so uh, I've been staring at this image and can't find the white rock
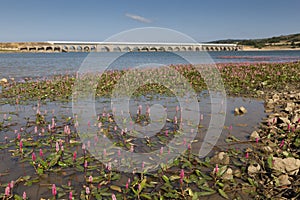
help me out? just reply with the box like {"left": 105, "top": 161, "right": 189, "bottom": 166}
{"left": 248, "top": 163, "right": 261, "bottom": 176}
{"left": 250, "top": 131, "right": 260, "bottom": 140}
{"left": 0, "top": 78, "right": 7, "bottom": 83}
{"left": 272, "top": 94, "right": 280, "bottom": 102}
{"left": 273, "top": 157, "right": 300, "bottom": 175}
{"left": 278, "top": 174, "right": 291, "bottom": 186}
{"left": 222, "top": 168, "right": 233, "bottom": 180}
{"left": 210, "top": 152, "right": 230, "bottom": 165}
{"left": 234, "top": 107, "right": 240, "bottom": 115}
{"left": 239, "top": 106, "right": 247, "bottom": 114}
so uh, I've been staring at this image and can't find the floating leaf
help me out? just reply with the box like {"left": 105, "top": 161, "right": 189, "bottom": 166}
{"left": 218, "top": 188, "right": 229, "bottom": 199}
{"left": 110, "top": 185, "right": 122, "bottom": 192}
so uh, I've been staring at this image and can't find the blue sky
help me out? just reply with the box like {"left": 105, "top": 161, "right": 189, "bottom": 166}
{"left": 0, "top": 0, "right": 299, "bottom": 42}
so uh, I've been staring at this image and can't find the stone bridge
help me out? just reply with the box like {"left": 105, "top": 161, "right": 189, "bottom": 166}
{"left": 19, "top": 41, "right": 243, "bottom": 52}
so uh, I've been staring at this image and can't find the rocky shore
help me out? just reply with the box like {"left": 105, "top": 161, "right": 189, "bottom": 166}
{"left": 210, "top": 89, "right": 300, "bottom": 199}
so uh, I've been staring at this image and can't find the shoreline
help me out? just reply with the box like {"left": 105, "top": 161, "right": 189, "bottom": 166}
{"left": 0, "top": 62, "right": 299, "bottom": 199}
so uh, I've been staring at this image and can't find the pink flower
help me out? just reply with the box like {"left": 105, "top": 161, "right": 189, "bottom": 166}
{"left": 84, "top": 160, "right": 88, "bottom": 169}
{"left": 52, "top": 184, "right": 57, "bottom": 196}
{"left": 17, "top": 133, "right": 21, "bottom": 140}
{"left": 106, "top": 162, "right": 112, "bottom": 171}
{"left": 69, "top": 191, "right": 72, "bottom": 200}
{"left": 255, "top": 138, "right": 259, "bottom": 143}
{"left": 287, "top": 124, "right": 291, "bottom": 132}
{"left": 32, "top": 152, "right": 36, "bottom": 162}
{"left": 85, "top": 187, "right": 90, "bottom": 194}
{"left": 22, "top": 191, "right": 27, "bottom": 199}
{"left": 245, "top": 152, "right": 249, "bottom": 159}
{"left": 214, "top": 164, "right": 219, "bottom": 174}
{"left": 5, "top": 186, "right": 10, "bottom": 196}
{"left": 165, "top": 130, "right": 168, "bottom": 137}
{"left": 160, "top": 147, "right": 164, "bottom": 155}
{"left": 55, "top": 141, "right": 59, "bottom": 152}
{"left": 280, "top": 140, "right": 285, "bottom": 148}
{"left": 174, "top": 116, "right": 177, "bottom": 124}
{"left": 112, "top": 193, "right": 117, "bottom": 200}
{"left": 125, "top": 182, "right": 129, "bottom": 190}
{"left": 39, "top": 149, "right": 43, "bottom": 158}
{"left": 88, "top": 175, "right": 93, "bottom": 183}
{"left": 130, "top": 145, "right": 134, "bottom": 152}
{"left": 73, "top": 151, "right": 77, "bottom": 161}
{"left": 180, "top": 169, "right": 185, "bottom": 184}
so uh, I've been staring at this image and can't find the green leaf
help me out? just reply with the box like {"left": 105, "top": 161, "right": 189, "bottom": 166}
{"left": 14, "top": 194, "right": 23, "bottom": 200}
{"left": 267, "top": 155, "right": 273, "bottom": 169}
{"left": 48, "top": 154, "right": 61, "bottom": 168}
{"left": 162, "top": 175, "right": 170, "bottom": 183}
{"left": 110, "top": 185, "right": 122, "bottom": 192}
{"left": 140, "top": 193, "right": 152, "bottom": 199}
{"left": 139, "top": 177, "right": 147, "bottom": 193}
{"left": 218, "top": 189, "right": 229, "bottom": 199}
{"left": 196, "top": 191, "right": 216, "bottom": 196}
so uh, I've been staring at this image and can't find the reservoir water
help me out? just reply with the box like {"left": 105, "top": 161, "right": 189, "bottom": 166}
{"left": 0, "top": 50, "right": 300, "bottom": 79}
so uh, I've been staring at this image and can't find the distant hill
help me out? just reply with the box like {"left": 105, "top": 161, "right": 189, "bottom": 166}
{"left": 209, "top": 33, "right": 300, "bottom": 50}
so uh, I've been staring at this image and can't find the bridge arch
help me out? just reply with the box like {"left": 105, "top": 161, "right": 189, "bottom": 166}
{"left": 132, "top": 47, "right": 140, "bottom": 52}
{"left": 37, "top": 46, "right": 45, "bottom": 51}
{"left": 123, "top": 47, "right": 131, "bottom": 52}
{"left": 54, "top": 46, "right": 61, "bottom": 52}
{"left": 181, "top": 47, "right": 187, "bottom": 51}
{"left": 46, "top": 46, "right": 53, "bottom": 51}
{"left": 90, "top": 46, "right": 96, "bottom": 52}
{"left": 68, "top": 46, "right": 75, "bottom": 52}
{"left": 77, "top": 46, "right": 83, "bottom": 52}
{"left": 158, "top": 47, "right": 165, "bottom": 51}
{"left": 167, "top": 47, "right": 173, "bottom": 51}
{"left": 174, "top": 47, "right": 180, "bottom": 51}
{"left": 113, "top": 47, "right": 121, "bottom": 52}
{"left": 195, "top": 47, "right": 200, "bottom": 51}
{"left": 100, "top": 46, "right": 110, "bottom": 52}
{"left": 83, "top": 46, "right": 90, "bottom": 52}
{"left": 141, "top": 47, "right": 149, "bottom": 51}
{"left": 62, "top": 46, "right": 68, "bottom": 52}
{"left": 150, "top": 47, "right": 157, "bottom": 51}
{"left": 188, "top": 47, "right": 193, "bottom": 51}
{"left": 19, "top": 47, "right": 28, "bottom": 51}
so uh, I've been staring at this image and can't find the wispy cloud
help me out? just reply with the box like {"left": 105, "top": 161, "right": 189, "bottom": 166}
{"left": 125, "top": 13, "right": 152, "bottom": 23}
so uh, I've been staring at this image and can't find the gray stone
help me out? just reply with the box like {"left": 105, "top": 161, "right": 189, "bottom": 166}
{"left": 284, "top": 102, "right": 295, "bottom": 112}
{"left": 234, "top": 107, "right": 240, "bottom": 115}
{"left": 272, "top": 94, "right": 280, "bottom": 102}
{"left": 222, "top": 168, "right": 233, "bottom": 180}
{"left": 210, "top": 152, "right": 230, "bottom": 165}
{"left": 278, "top": 174, "right": 291, "bottom": 186}
{"left": 239, "top": 106, "right": 247, "bottom": 114}
{"left": 262, "top": 146, "right": 273, "bottom": 153}
{"left": 234, "top": 169, "right": 242, "bottom": 178}
{"left": 0, "top": 78, "right": 7, "bottom": 83}
{"left": 272, "top": 157, "right": 300, "bottom": 175}
{"left": 291, "top": 114, "right": 299, "bottom": 124}
{"left": 250, "top": 131, "right": 260, "bottom": 140}
{"left": 248, "top": 163, "right": 261, "bottom": 176}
